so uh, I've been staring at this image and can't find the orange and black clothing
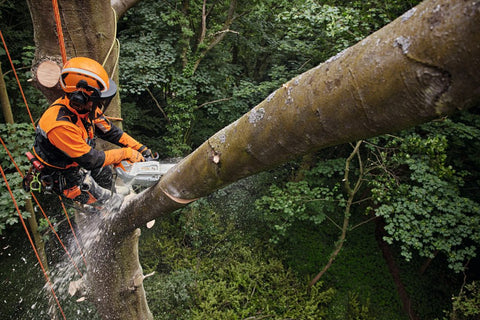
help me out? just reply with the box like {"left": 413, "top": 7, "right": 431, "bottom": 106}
{"left": 34, "top": 96, "right": 144, "bottom": 170}
{"left": 32, "top": 96, "right": 144, "bottom": 205}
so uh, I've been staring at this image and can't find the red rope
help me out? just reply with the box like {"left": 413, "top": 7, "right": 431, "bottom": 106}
{"left": 0, "top": 30, "right": 35, "bottom": 127}
{"left": 51, "top": 0, "right": 68, "bottom": 65}
{"left": 0, "top": 163, "right": 67, "bottom": 320}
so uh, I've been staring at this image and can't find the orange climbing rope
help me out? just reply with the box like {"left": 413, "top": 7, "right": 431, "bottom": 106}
{"left": 51, "top": 0, "right": 68, "bottom": 65}
{"left": 0, "top": 163, "right": 67, "bottom": 320}
{"left": 0, "top": 29, "right": 89, "bottom": 276}
{"left": 0, "top": 30, "right": 35, "bottom": 127}
{"left": 0, "top": 136, "right": 84, "bottom": 277}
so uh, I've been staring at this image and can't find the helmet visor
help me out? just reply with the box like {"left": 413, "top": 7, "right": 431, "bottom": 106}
{"left": 100, "top": 79, "right": 117, "bottom": 99}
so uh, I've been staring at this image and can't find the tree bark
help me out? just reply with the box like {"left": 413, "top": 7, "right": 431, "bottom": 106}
{"left": 376, "top": 218, "right": 419, "bottom": 320}
{"left": 0, "top": 62, "right": 14, "bottom": 123}
{"left": 27, "top": 0, "right": 480, "bottom": 319}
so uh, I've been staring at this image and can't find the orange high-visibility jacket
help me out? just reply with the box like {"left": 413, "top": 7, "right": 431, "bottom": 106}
{"left": 33, "top": 96, "right": 142, "bottom": 170}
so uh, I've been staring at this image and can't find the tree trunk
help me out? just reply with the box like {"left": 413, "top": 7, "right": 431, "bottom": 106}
{"left": 0, "top": 62, "right": 14, "bottom": 123}
{"left": 27, "top": 0, "right": 480, "bottom": 319}
{"left": 26, "top": 0, "right": 122, "bottom": 120}
{"left": 376, "top": 218, "right": 419, "bottom": 320}
{"left": 76, "top": 212, "right": 153, "bottom": 320}
{"left": 25, "top": 199, "right": 59, "bottom": 320}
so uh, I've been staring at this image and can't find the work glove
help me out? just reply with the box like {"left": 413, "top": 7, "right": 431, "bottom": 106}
{"left": 138, "top": 145, "right": 153, "bottom": 160}
{"left": 103, "top": 147, "right": 145, "bottom": 167}
{"left": 124, "top": 148, "right": 145, "bottom": 163}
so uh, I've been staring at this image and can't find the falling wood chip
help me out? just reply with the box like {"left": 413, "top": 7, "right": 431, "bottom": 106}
{"left": 68, "top": 279, "right": 84, "bottom": 296}
{"left": 146, "top": 220, "right": 155, "bottom": 228}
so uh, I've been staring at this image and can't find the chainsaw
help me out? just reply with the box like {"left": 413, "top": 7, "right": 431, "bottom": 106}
{"left": 114, "top": 155, "right": 178, "bottom": 192}
{"left": 114, "top": 156, "right": 178, "bottom": 228}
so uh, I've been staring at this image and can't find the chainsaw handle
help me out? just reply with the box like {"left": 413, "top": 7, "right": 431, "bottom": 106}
{"left": 114, "top": 161, "right": 127, "bottom": 171}
{"left": 144, "top": 152, "right": 159, "bottom": 162}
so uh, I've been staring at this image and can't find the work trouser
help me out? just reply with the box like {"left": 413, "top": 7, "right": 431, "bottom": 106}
{"left": 41, "top": 166, "right": 114, "bottom": 205}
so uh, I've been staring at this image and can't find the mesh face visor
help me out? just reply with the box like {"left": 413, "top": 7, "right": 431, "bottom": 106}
{"left": 96, "top": 79, "right": 117, "bottom": 114}
{"left": 68, "top": 79, "right": 117, "bottom": 116}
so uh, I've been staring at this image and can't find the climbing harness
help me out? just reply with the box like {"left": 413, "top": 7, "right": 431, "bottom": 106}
{"left": 23, "top": 151, "right": 45, "bottom": 192}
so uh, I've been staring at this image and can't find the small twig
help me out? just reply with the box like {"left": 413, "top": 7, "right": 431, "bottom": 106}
{"left": 195, "top": 97, "right": 232, "bottom": 110}
{"left": 242, "top": 315, "right": 274, "bottom": 320}
{"left": 146, "top": 88, "right": 169, "bottom": 122}
{"left": 210, "top": 29, "right": 239, "bottom": 37}
{"left": 324, "top": 214, "right": 342, "bottom": 231}
{"left": 351, "top": 196, "right": 373, "bottom": 205}
{"left": 350, "top": 215, "right": 379, "bottom": 231}
{"left": 298, "top": 59, "right": 312, "bottom": 70}
{"left": 309, "top": 140, "right": 363, "bottom": 287}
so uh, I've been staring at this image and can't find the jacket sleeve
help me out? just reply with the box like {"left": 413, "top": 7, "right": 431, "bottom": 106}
{"left": 47, "top": 126, "right": 105, "bottom": 170}
{"left": 93, "top": 109, "right": 143, "bottom": 151}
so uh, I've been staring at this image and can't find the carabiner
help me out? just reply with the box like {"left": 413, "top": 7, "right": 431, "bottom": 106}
{"left": 30, "top": 172, "right": 42, "bottom": 192}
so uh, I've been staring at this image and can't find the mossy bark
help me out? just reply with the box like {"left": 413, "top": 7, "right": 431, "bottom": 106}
{"left": 0, "top": 62, "right": 14, "bottom": 123}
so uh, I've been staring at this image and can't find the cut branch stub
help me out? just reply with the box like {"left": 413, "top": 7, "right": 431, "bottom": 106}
{"left": 36, "top": 60, "right": 61, "bottom": 88}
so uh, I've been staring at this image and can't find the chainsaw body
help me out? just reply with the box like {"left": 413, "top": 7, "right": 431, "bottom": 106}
{"left": 115, "top": 160, "right": 176, "bottom": 188}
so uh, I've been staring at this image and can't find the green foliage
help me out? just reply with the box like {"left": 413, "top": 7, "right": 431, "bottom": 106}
{"left": 345, "top": 291, "right": 374, "bottom": 320}
{"left": 277, "top": 1, "right": 368, "bottom": 59}
{"left": 190, "top": 245, "right": 335, "bottom": 319}
{"left": 144, "top": 270, "right": 195, "bottom": 320}
{"left": 0, "top": 123, "right": 35, "bottom": 234}
{"left": 449, "top": 281, "right": 480, "bottom": 320}
{"left": 140, "top": 196, "right": 338, "bottom": 320}
{"left": 118, "top": 0, "right": 422, "bottom": 155}
{"left": 255, "top": 158, "right": 347, "bottom": 243}
{"left": 177, "top": 199, "right": 222, "bottom": 250}
{"left": 37, "top": 217, "right": 58, "bottom": 243}
{"left": 367, "top": 118, "right": 480, "bottom": 273}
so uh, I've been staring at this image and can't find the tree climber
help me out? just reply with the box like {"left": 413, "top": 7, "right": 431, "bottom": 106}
{"left": 25, "top": 57, "right": 153, "bottom": 211}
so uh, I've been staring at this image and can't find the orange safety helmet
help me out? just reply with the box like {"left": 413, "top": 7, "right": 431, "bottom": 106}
{"left": 60, "top": 57, "right": 117, "bottom": 98}
{"left": 59, "top": 57, "right": 117, "bottom": 114}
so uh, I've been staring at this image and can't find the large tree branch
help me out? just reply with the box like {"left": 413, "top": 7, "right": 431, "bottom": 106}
{"left": 111, "top": 0, "right": 142, "bottom": 18}
{"left": 113, "top": 0, "right": 480, "bottom": 234}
